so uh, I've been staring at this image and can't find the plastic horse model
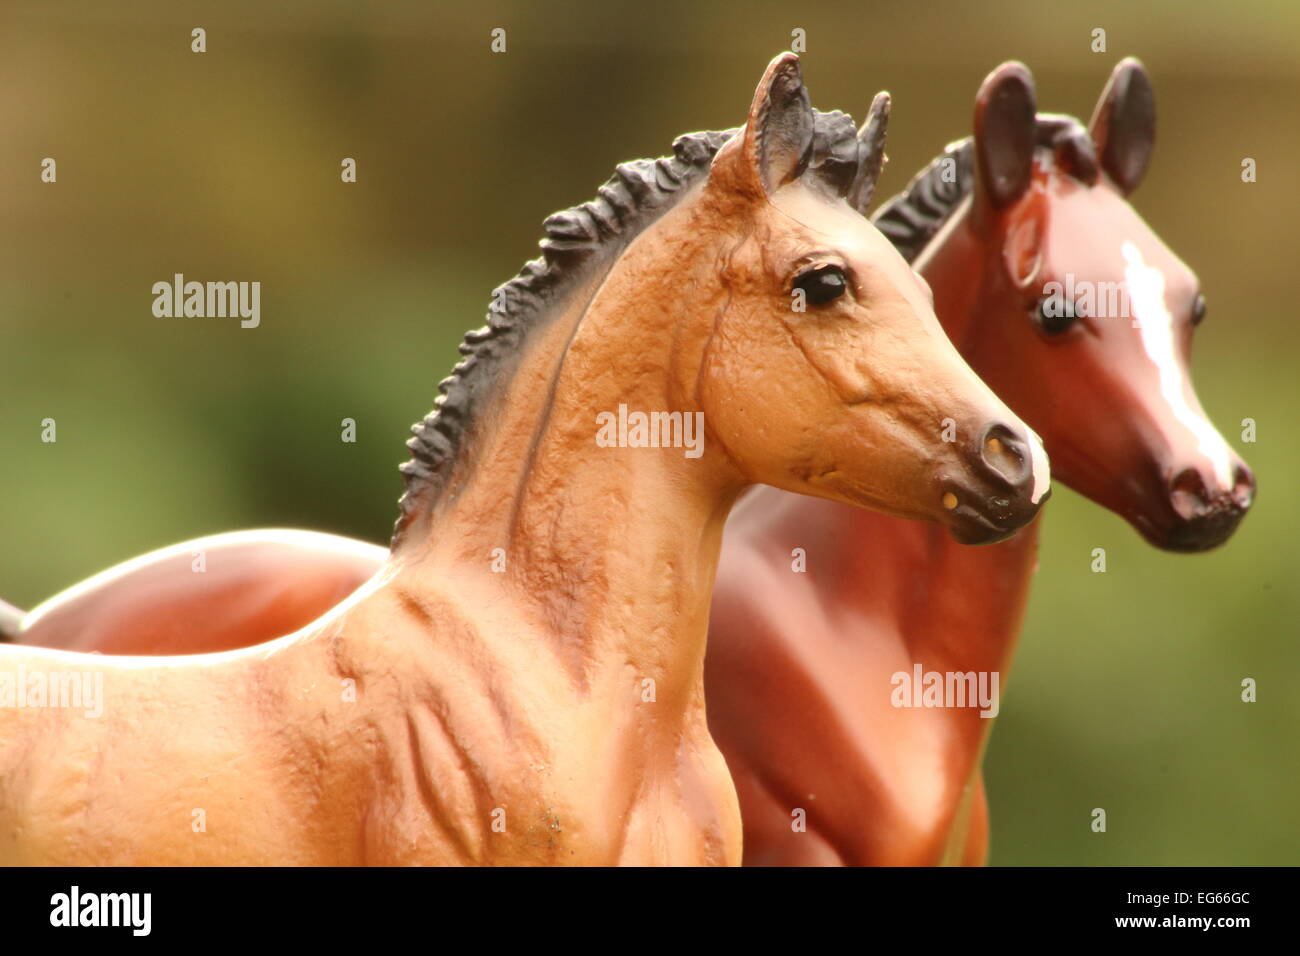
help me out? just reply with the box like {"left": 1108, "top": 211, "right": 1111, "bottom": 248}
{"left": 704, "top": 59, "right": 1255, "bottom": 866}
{"left": 0, "top": 54, "right": 1047, "bottom": 865}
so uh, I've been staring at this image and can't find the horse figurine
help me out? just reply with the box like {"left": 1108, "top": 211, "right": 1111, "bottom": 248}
{"left": 0, "top": 53, "right": 1048, "bottom": 865}
{"left": 704, "top": 59, "right": 1255, "bottom": 866}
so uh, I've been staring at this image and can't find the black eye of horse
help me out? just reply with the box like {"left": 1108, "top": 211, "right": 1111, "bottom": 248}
{"left": 1191, "top": 293, "right": 1207, "bottom": 326}
{"left": 1033, "top": 294, "right": 1077, "bottom": 336}
{"left": 794, "top": 264, "right": 848, "bottom": 306}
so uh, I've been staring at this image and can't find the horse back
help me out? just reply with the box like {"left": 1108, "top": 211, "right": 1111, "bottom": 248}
{"left": 19, "top": 530, "right": 386, "bottom": 655}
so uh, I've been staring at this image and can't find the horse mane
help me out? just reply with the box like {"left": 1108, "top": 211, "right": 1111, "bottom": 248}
{"left": 872, "top": 114, "right": 1099, "bottom": 264}
{"left": 871, "top": 139, "right": 976, "bottom": 263}
{"left": 393, "top": 110, "right": 863, "bottom": 544}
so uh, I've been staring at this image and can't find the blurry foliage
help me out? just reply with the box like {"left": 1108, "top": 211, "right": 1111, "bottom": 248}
{"left": 0, "top": 0, "right": 1295, "bottom": 863}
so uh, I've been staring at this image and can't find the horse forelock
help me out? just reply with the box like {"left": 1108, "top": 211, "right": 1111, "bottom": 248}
{"left": 1034, "top": 114, "right": 1100, "bottom": 185}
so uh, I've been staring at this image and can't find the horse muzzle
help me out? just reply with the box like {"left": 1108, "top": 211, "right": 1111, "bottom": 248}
{"left": 1139, "top": 460, "right": 1255, "bottom": 553}
{"left": 940, "top": 422, "right": 1050, "bottom": 545}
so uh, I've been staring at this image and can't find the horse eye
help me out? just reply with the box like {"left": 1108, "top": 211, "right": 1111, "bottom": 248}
{"left": 1191, "top": 293, "right": 1207, "bottom": 326}
{"left": 1033, "top": 294, "right": 1077, "bottom": 336}
{"left": 794, "top": 264, "right": 848, "bottom": 306}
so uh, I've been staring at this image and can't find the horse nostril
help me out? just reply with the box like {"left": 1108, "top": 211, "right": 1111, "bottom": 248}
{"left": 979, "top": 424, "right": 1029, "bottom": 486}
{"left": 1232, "top": 464, "right": 1256, "bottom": 509}
{"left": 1169, "top": 467, "right": 1212, "bottom": 520}
{"left": 1161, "top": 464, "right": 1253, "bottom": 551}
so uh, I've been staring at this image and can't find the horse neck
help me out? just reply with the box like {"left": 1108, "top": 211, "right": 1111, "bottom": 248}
{"left": 913, "top": 197, "right": 988, "bottom": 354}
{"left": 913, "top": 199, "right": 1042, "bottom": 672}
{"left": 394, "top": 196, "right": 740, "bottom": 715}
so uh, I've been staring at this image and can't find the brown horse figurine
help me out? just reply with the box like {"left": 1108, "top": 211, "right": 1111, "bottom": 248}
{"left": 704, "top": 59, "right": 1255, "bottom": 866}
{"left": 0, "top": 54, "right": 1048, "bottom": 865}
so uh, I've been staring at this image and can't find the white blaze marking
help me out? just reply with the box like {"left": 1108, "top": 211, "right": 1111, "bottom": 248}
{"left": 1122, "top": 241, "right": 1234, "bottom": 488}
{"left": 1025, "top": 427, "right": 1051, "bottom": 504}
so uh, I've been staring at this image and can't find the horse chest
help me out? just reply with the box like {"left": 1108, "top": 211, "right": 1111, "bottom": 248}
{"left": 713, "top": 510, "right": 1042, "bottom": 866}
{"left": 365, "top": 686, "right": 736, "bottom": 865}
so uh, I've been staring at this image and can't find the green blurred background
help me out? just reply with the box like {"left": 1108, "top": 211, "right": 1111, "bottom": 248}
{"left": 1, "top": 0, "right": 1295, "bottom": 864}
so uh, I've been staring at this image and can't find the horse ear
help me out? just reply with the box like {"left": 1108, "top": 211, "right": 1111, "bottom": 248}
{"left": 1002, "top": 191, "right": 1048, "bottom": 289}
{"left": 1088, "top": 57, "right": 1155, "bottom": 194}
{"left": 712, "top": 52, "right": 814, "bottom": 198}
{"left": 973, "top": 62, "right": 1038, "bottom": 210}
{"left": 847, "top": 92, "right": 891, "bottom": 214}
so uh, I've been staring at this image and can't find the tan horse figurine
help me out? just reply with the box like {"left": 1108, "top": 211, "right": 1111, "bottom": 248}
{"left": 0, "top": 54, "right": 1048, "bottom": 865}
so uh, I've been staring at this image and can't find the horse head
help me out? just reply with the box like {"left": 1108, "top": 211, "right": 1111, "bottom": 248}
{"left": 696, "top": 53, "right": 1049, "bottom": 543}
{"left": 916, "top": 59, "right": 1252, "bottom": 551}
